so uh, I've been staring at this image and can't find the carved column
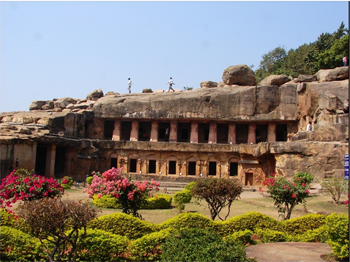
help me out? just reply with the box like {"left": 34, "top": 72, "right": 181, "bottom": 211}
{"left": 45, "top": 144, "right": 56, "bottom": 177}
{"left": 112, "top": 120, "right": 121, "bottom": 141}
{"left": 208, "top": 122, "right": 217, "bottom": 144}
{"left": 268, "top": 123, "right": 277, "bottom": 142}
{"left": 169, "top": 121, "right": 177, "bottom": 142}
{"left": 195, "top": 160, "right": 201, "bottom": 177}
{"left": 130, "top": 121, "right": 139, "bottom": 141}
{"left": 190, "top": 122, "right": 199, "bottom": 143}
{"left": 248, "top": 124, "right": 256, "bottom": 144}
{"left": 150, "top": 121, "right": 159, "bottom": 142}
{"left": 228, "top": 124, "right": 236, "bottom": 144}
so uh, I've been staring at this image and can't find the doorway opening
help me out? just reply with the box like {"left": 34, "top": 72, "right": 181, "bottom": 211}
{"left": 209, "top": 161, "right": 217, "bottom": 176}
{"left": 236, "top": 124, "right": 248, "bottom": 144}
{"left": 35, "top": 144, "right": 47, "bottom": 176}
{"left": 188, "top": 161, "right": 196, "bottom": 176}
{"left": 138, "top": 122, "right": 151, "bottom": 141}
{"left": 158, "top": 122, "right": 170, "bottom": 142}
{"left": 217, "top": 123, "right": 228, "bottom": 144}
{"left": 198, "top": 123, "right": 209, "bottom": 143}
{"left": 177, "top": 123, "right": 191, "bottom": 142}
{"left": 168, "top": 161, "right": 176, "bottom": 175}
{"left": 121, "top": 121, "right": 131, "bottom": 141}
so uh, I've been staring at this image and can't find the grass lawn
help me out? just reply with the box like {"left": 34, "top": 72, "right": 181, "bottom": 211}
{"left": 62, "top": 187, "right": 348, "bottom": 224}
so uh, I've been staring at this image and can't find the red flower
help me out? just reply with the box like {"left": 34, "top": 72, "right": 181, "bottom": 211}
{"left": 291, "top": 193, "right": 297, "bottom": 199}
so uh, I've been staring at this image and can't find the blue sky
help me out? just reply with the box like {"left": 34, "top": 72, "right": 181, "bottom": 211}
{"left": 0, "top": 1, "right": 348, "bottom": 112}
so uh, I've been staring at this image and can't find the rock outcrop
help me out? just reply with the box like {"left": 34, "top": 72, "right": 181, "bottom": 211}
{"left": 200, "top": 81, "right": 218, "bottom": 88}
{"left": 222, "top": 65, "right": 256, "bottom": 86}
{"left": 87, "top": 89, "right": 104, "bottom": 101}
{"left": 315, "top": 66, "right": 349, "bottom": 82}
{"left": 259, "top": 75, "right": 290, "bottom": 86}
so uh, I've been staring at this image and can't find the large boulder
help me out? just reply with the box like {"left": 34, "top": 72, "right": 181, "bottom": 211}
{"left": 54, "top": 97, "right": 77, "bottom": 109}
{"left": 259, "top": 74, "right": 290, "bottom": 86}
{"left": 295, "top": 74, "right": 316, "bottom": 82}
{"left": 222, "top": 65, "right": 256, "bottom": 86}
{"left": 29, "top": 100, "right": 48, "bottom": 110}
{"left": 200, "top": 81, "right": 218, "bottom": 88}
{"left": 87, "top": 89, "right": 104, "bottom": 101}
{"left": 315, "top": 66, "right": 349, "bottom": 82}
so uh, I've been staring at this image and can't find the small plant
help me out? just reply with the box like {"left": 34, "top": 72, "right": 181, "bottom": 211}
{"left": 0, "top": 170, "right": 64, "bottom": 208}
{"left": 60, "top": 176, "right": 74, "bottom": 189}
{"left": 321, "top": 176, "right": 348, "bottom": 204}
{"left": 192, "top": 178, "right": 242, "bottom": 220}
{"left": 173, "top": 190, "right": 192, "bottom": 212}
{"left": 16, "top": 198, "right": 97, "bottom": 262}
{"left": 263, "top": 173, "right": 313, "bottom": 220}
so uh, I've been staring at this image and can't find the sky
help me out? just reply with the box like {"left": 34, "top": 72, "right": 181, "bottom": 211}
{"left": 0, "top": 1, "right": 348, "bottom": 112}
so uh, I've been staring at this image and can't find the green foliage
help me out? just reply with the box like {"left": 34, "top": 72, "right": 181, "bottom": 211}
{"left": 216, "top": 212, "right": 282, "bottom": 236}
{"left": 321, "top": 177, "right": 348, "bottom": 204}
{"left": 293, "top": 172, "right": 314, "bottom": 185}
{"left": 88, "top": 213, "right": 157, "bottom": 239}
{"left": 129, "top": 228, "right": 173, "bottom": 261}
{"left": 325, "top": 213, "right": 349, "bottom": 259}
{"left": 192, "top": 177, "right": 242, "bottom": 220}
{"left": 173, "top": 190, "right": 192, "bottom": 212}
{"left": 86, "top": 176, "right": 93, "bottom": 185}
{"left": 282, "top": 214, "right": 327, "bottom": 235}
{"left": 184, "top": 181, "right": 197, "bottom": 192}
{"left": 0, "top": 209, "right": 29, "bottom": 232}
{"left": 255, "top": 228, "right": 288, "bottom": 243}
{"left": 160, "top": 212, "right": 213, "bottom": 231}
{"left": 290, "top": 225, "right": 328, "bottom": 243}
{"left": 60, "top": 176, "right": 74, "bottom": 189}
{"left": 93, "top": 194, "right": 172, "bottom": 209}
{"left": 224, "top": 229, "right": 255, "bottom": 245}
{"left": 14, "top": 168, "right": 34, "bottom": 177}
{"left": 77, "top": 228, "right": 129, "bottom": 262}
{"left": 318, "top": 35, "right": 349, "bottom": 69}
{"left": 0, "top": 226, "right": 43, "bottom": 262}
{"left": 160, "top": 228, "right": 253, "bottom": 262}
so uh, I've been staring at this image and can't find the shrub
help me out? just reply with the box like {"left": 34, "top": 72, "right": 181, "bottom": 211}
{"left": 325, "top": 213, "right": 349, "bottom": 259}
{"left": 60, "top": 176, "right": 74, "bottom": 189}
{"left": 0, "top": 170, "right": 64, "bottom": 208}
{"left": 77, "top": 228, "right": 129, "bottom": 262}
{"left": 86, "top": 176, "right": 93, "bottom": 185}
{"left": 0, "top": 208, "right": 29, "bottom": 232}
{"left": 87, "top": 167, "right": 160, "bottom": 218}
{"left": 281, "top": 214, "right": 327, "bottom": 235}
{"left": 216, "top": 212, "right": 282, "bottom": 236}
{"left": 17, "top": 198, "right": 97, "bottom": 262}
{"left": 321, "top": 177, "right": 348, "bottom": 204}
{"left": 160, "top": 228, "right": 253, "bottom": 262}
{"left": 263, "top": 173, "right": 312, "bottom": 220}
{"left": 88, "top": 213, "right": 157, "bottom": 239}
{"left": 224, "top": 229, "right": 255, "bottom": 245}
{"left": 160, "top": 213, "right": 213, "bottom": 231}
{"left": 255, "top": 228, "right": 288, "bottom": 243}
{"left": 142, "top": 88, "right": 153, "bottom": 93}
{"left": 0, "top": 226, "right": 43, "bottom": 262}
{"left": 192, "top": 177, "right": 243, "bottom": 220}
{"left": 293, "top": 172, "right": 314, "bottom": 185}
{"left": 184, "top": 182, "right": 197, "bottom": 192}
{"left": 290, "top": 225, "right": 328, "bottom": 242}
{"left": 93, "top": 194, "right": 121, "bottom": 208}
{"left": 173, "top": 190, "right": 192, "bottom": 212}
{"left": 129, "top": 229, "right": 173, "bottom": 261}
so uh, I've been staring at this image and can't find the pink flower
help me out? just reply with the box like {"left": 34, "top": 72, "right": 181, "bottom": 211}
{"left": 291, "top": 193, "right": 297, "bottom": 199}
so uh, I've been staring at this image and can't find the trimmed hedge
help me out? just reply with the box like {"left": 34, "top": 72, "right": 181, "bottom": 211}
{"left": 93, "top": 194, "right": 172, "bottom": 209}
{"left": 290, "top": 225, "right": 328, "bottom": 242}
{"left": 255, "top": 228, "right": 288, "bottom": 243}
{"left": 215, "top": 212, "right": 282, "bottom": 236}
{"left": 224, "top": 229, "right": 255, "bottom": 245}
{"left": 325, "top": 213, "right": 349, "bottom": 259}
{"left": 77, "top": 228, "right": 129, "bottom": 262}
{"left": 0, "top": 226, "right": 43, "bottom": 262}
{"left": 129, "top": 228, "right": 173, "bottom": 261}
{"left": 282, "top": 214, "right": 327, "bottom": 235}
{"left": 88, "top": 213, "right": 157, "bottom": 239}
{"left": 0, "top": 209, "right": 29, "bottom": 233}
{"left": 160, "top": 213, "right": 213, "bottom": 231}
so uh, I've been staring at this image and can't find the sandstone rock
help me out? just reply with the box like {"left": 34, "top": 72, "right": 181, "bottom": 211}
{"left": 29, "top": 100, "right": 48, "bottom": 110}
{"left": 37, "top": 118, "right": 50, "bottom": 126}
{"left": 142, "top": 89, "right": 153, "bottom": 93}
{"left": 296, "top": 74, "right": 316, "bottom": 82}
{"left": 316, "top": 66, "right": 349, "bottom": 82}
{"left": 297, "top": 83, "right": 306, "bottom": 93}
{"left": 1, "top": 116, "right": 13, "bottom": 123}
{"left": 222, "top": 65, "right": 256, "bottom": 86}
{"left": 87, "top": 89, "right": 104, "bottom": 101}
{"left": 41, "top": 101, "right": 54, "bottom": 110}
{"left": 259, "top": 75, "right": 290, "bottom": 86}
{"left": 105, "top": 91, "right": 120, "bottom": 96}
{"left": 54, "top": 97, "right": 77, "bottom": 109}
{"left": 200, "top": 81, "right": 218, "bottom": 88}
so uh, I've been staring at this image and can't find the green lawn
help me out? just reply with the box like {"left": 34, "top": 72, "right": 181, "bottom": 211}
{"left": 62, "top": 187, "right": 348, "bottom": 224}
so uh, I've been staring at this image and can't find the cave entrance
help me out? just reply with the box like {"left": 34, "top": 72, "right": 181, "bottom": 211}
{"left": 111, "top": 157, "right": 118, "bottom": 168}
{"left": 35, "top": 144, "right": 47, "bottom": 176}
{"left": 129, "top": 159, "right": 137, "bottom": 173}
{"left": 198, "top": 123, "right": 209, "bottom": 143}
{"left": 217, "top": 123, "right": 228, "bottom": 144}
{"left": 177, "top": 123, "right": 191, "bottom": 142}
{"left": 158, "top": 122, "right": 170, "bottom": 142}
{"left": 148, "top": 160, "right": 156, "bottom": 174}
{"left": 138, "top": 121, "right": 151, "bottom": 141}
{"left": 236, "top": 124, "right": 249, "bottom": 144}
{"left": 209, "top": 161, "right": 217, "bottom": 176}
{"left": 229, "top": 162, "right": 238, "bottom": 176}
{"left": 54, "top": 147, "right": 66, "bottom": 178}
{"left": 104, "top": 120, "right": 115, "bottom": 140}
{"left": 276, "top": 124, "right": 288, "bottom": 141}
{"left": 121, "top": 121, "right": 131, "bottom": 141}
{"left": 188, "top": 161, "right": 196, "bottom": 176}
{"left": 256, "top": 124, "right": 268, "bottom": 143}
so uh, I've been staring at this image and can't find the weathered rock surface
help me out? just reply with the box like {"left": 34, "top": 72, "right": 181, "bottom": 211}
{"left": 200, "top": 81, "right": 218, "bottom": 88}
{"left": 295, "top": 74, "right": 316, "bottom": 82}
{"left": 316, "top": 66, "right": 349, "bottom": 82}
{"left": 222, "top": 65, "right": 256, "bottom": 86}
{"left": 29, "top": 101, "right": 48, "bottom": 110}
{"left": 87, "top": 89, "right": 104, "bottom": 101}
{"left": 54, "top": 97, "right": 77, "bottom": 109}
{"left": 259, "top": 74, "right": 290, "bottom": 86}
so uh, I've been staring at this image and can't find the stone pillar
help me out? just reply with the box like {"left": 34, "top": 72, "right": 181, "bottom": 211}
{"left": 195, "top": 160, "right": 201, "bottom": 177}
{"left": 221, "top": 162, "right": 229, "bottom": 178}
{"left": 150, "top": 121, "right": 159, "bottom": 142}
{"left": 190, "top": 122, "right": 198, "bottom": 143}
{"left": 248, "top": 124, "right": 256, "bottom": 144}
{"left": 268, "top": 123, "right": 276, "bottom": 142}
{"left": 159, "top": 160, "right": 167, "bottom": 176}
{"left": 130, "top": 121, "right": 139, "bottom": 141}
{"left": 208, "top": 123, "right": 217, "bottom": 144}
{"left": 169, "top": 121, "right": 177, "bottom": 142}
{"left": 181, "top": 161, "right": 187, "bottom": 176}
{"left": 228, "top": 124, "right": 236, "bottom": 144}
{"left": 112, "top": 120, "right": 121, "bottom": 141}
{"left": 45, "top": 144, "right": 56, "bottom": 177}
{"left": 93, "top": 118, "right": 104, "bottom": 139}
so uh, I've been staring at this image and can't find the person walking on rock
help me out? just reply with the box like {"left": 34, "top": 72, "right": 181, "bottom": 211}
{"left": 128, "top": 77, "right": 132, "bottom": 94}
{"left": 168, "top": 77, "right": 175, "bottom": 92}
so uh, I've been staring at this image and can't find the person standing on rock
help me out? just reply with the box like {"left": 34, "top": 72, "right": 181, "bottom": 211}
{"left": 168, "top": 77, "right": 175, "bottom": 92}
{"left": 343, "top": 56, "right": 348, "bottom": 66}
{"left": 306, "top": 121, "right": 313, "bottom": 132}
{"left": 128, "top": 78, "right": 132, "bottom": 94}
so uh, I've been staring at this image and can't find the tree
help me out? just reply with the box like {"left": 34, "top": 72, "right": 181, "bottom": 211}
{"left": 255, "top": 47, "right": 287, "bottom": 81}
{"left": 321, "top": 176, "right": 348, "bottom": 204}
{"left": 17, "top": 198, "right": 97, "bottom": 262}
{"left": 263, "top": 173, "right": 313, "bottom": 220}
{"left": 192, "top": 178, "right": 242, "bottom": 220}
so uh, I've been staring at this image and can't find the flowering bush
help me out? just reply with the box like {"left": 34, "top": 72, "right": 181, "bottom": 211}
{"left": 263, "top": 173, "right": 313, "bottom": 220}
{"left": 87, "top": 168, "right": 160, "bottom": 218}
{"left": 60, "top": 176, "right": 74, "bottom": 189}
{"left": 0, "top": 170, "right": 64, "bottom": 208}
